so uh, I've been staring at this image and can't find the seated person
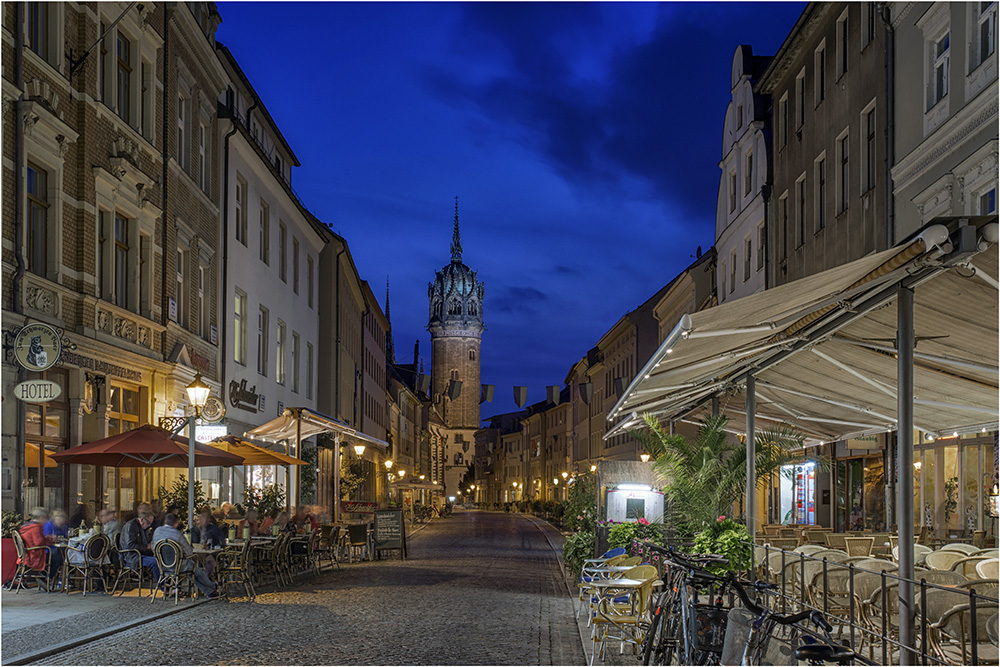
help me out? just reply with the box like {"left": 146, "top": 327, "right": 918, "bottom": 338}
{"left": 238, "top": 509, "right": 259, "bottom": 537}
{"left": 258, "top": 509, "right": 278, "bottom": 535}
{"left": 43, "top": 509, "right": 69, "bottom": 541}
{"left": 121, "top": 510, "right": 161, "bottom": 583}
{"left": 292, "top": 506, "right": 318, "bottom": 532}
{"left": 273, "top": 511, "right": 296, "bottom": 534}
{"left": 20, "top": 507, "right": 58, "bottom": 586}
{"left": 152, "top": 513, "right": 218, "bottom": 598}
{"left": 191, "top": 508, "right": 227, "bottom": 548}
{"left": 100, "top": 507, "right": 122, "bottom": 541}
{"left": 68, "top": 503, "right": 93, "bottom": 531}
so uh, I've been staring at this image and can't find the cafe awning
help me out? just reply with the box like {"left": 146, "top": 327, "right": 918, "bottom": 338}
{"left": 391, "top": 477, "right": 444, "bottom": 491}
{"left": 205, "top": 435, "right": 308, "bottom": 466}
{"left": 245, "top": 407, "right": 389, "bottom": 451}
{"left": 607, "top": 218, "right": 998, "bottom": 445}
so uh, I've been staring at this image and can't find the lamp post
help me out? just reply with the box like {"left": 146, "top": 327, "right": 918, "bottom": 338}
{"left": 640, "top": 452, "right": 651, "bottom": 463}
{"left": 184, "top": 373, "right": 211, "bottom": 529}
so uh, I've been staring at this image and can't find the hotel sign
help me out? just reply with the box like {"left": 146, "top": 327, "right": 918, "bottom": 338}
{"left": 14, "top": 380, "right": 62, "bottom": 402}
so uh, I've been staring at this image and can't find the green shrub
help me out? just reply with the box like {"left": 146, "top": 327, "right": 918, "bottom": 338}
{"left": 692, "top": 516, "right": 752, "bottom": 574}
{"left": 244, "top": 483, "right": 286, "bottom": 516}
{"left": 564, "top": 472, "right": 596, "bottom": 533}
{"left": 2, "top": 510, "right": 24, "bottom": 537}
{"left": 563, "top": 529, "right": 595, "bottom": 577}
{"left": 608, "top": 519, "right": 664, "bottom": 550}
{"left": 157, "top": 475, "right": 206, "bottom": 525}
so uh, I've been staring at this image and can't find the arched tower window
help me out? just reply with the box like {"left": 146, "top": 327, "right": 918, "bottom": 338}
{"left": 434, "top": 300, "right": 442, "bottom": 316}
{"left": 450, "top": 369, "right": 459, "bottom": 380}
{"left": 448, "top": 299, "right": 461, "bottom": 315}
{"left": 469, "top": 349, "right": 476, "bottom": 361}
{"left": 468, "top": 301, "right": 478, "bottom": 316}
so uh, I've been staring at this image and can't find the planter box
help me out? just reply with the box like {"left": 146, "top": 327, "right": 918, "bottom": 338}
{"left": 2, "top": 537, "right": 16, "bottom": 584}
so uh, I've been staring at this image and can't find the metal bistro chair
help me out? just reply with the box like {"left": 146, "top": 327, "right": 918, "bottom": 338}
{"left": 10, "top": 531, "right": 52, "bottom": 593}
{"left": 216, "top": 537, "right": 255, "bottom": 600}
{"left": 64, "top": 533, "right": 111, "bottom": 596}
{"left": 346, "top": 524, "right": 371, "bottom": 562}
{"left": 110, "top": 531, "right": 153, "bottom": 597}
{"left": 316, "top": 525, "right": 341, "bottom": 570}
{"left": 151, "top": 539, "right": 196, "bottom": 605}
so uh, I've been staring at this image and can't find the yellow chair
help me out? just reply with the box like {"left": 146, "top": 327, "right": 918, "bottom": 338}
{"left": 845, "top": 536, "right": 875, "bottom": 557}
{"left": 591, "top": 565, "right": 658, "bottom": 661}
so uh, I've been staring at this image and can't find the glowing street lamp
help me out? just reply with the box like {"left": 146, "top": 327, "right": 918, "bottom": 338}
{"left": 640, "top": 452, "right": 651, "bottom": 463}
{"left": 561, "top": 471, "right": 568, "bottom": 479}
{"left": 184, "top": 373, "right": 211, "bottom": 528}
{"left": 385, "top": 460, "right": 394, "bottom": 470}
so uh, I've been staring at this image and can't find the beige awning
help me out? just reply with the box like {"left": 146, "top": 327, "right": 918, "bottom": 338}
{"left": 391, "top": 477, "right": 444, "bottom": 490}
{"left": 608, "top": 218, "right": 998, "bottom": 445}
{"left": 245, "top": 407, "right": 389, "bottom": 451}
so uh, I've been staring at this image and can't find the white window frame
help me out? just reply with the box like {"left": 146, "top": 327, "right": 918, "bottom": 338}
{"left": 307, "top": 256, "right": 314, "bottom": 309}
{"left": 720, "top": 259, "right": 727, "bottom": 300}
{"left": 778, "top": 92, "right": 789, "bottom": 149}
{"left": 729, "top": 249, "right": 737, "bottom": 293}
{"left": 779, "top": 191, "right": 789, "bottom": 260}
{"left": 757, "top": 222, "right": 766, "bottom": 271}
{"left": 259, "top": 202, "right": 270, "bottom": 265}
{"left": 235, "top": 174, "right": 248, "bottom": 245}
{"left": 306, "top": 342, "right": 314, "bottom": 400}
{"left": 276, "top": 320, "right": 286, "bottom": 385}
{"left": 795, "top": 68, "right": 806, "bottom": 128}
{"left": 198, "top": 117, "right": 209, "bottom": 193}
{"left": 25, "top": 2, "right": 64, "bottom": 72}
{"left": 292, "top": 236, "right": 300, "bottom": 295}
{"left": 796, "top": 174, "right": 807, "bottom": 248}
{"left": 175, "top": 246, "right": 187, "bottom": 327}
{"left": 744, "top": 150, "right": 754, "bottom": 196}
{"left": 292, "top": 331, "right": 300, "bottom": 394}
{"left": 257, "top": 305, "right": 268, "bottom": 376}
{"left": 919, "top": 4, "right": 951, "bottom": 135}
{"left": 743, "top": 235, "right": 752, "bottom": 282}
{"left": 966, "top": 2, "right": 997, "bottom": 99}
{"left": 234, "top": 289, "right": 248, "bottom": 365}
{"left": 729, "top": 170, "right": 738, "bottom": 213}
{"left": 176, "top": 84, "right": 190, "bottom": 171}
{"left": 279, "top": 222, "right": 287, "bottom": 282}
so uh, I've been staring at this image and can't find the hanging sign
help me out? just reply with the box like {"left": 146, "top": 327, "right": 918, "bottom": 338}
{"left": 13, "top": 323, "right": 62, "bottom": 372}
{"left": 14, "top": 380, "right": 62, "bottom": 402}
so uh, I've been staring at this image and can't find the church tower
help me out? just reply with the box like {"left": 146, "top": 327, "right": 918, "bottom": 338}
{"left": 427, "top": 199, "right": 484, "bottom": 431}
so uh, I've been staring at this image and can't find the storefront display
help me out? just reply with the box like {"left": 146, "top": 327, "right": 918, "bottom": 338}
{"left": 779, "top": 462, "right": 816, "bottom": 525}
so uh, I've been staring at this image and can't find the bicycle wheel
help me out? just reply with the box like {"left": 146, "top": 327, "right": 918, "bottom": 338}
{"left": 642, "top": 601, "right": 665, "bottom": 665}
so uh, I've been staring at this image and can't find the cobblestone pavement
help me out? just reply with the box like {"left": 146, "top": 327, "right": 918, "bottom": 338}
{"left": 12, "top": 510, "right": 584, "bottom": 666}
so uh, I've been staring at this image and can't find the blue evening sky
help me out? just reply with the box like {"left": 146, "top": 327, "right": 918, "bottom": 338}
{"left": 216, "top": 1, "right": 807, "bottom": 418}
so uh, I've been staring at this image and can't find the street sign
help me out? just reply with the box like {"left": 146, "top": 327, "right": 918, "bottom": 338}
{"left": 14, "top": 379, "right": 62, "bottom": 402}
{"left": 374, "top": 508, "right": 406, "bottom": 559}
{"left": 13, "top": 323, "right": 61, "bottom": 371}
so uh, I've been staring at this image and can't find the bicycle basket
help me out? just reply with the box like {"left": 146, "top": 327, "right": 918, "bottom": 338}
{"left": 688, "top": 603, "right": 730, "bottom": 654}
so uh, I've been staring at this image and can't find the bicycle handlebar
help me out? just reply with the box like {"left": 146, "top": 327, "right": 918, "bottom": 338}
{"left": 725, "top": 572, "right": 814, "bottom": 626}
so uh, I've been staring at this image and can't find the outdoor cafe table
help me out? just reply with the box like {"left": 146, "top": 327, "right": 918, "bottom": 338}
{"left": 191, "top": 546, "right": 223, "bottom": 568}
{"left": 586, "top": 578, "right": 649, "bottom": 614}
{"left": 585, "top": 565, "right": 637, "bottom": 576}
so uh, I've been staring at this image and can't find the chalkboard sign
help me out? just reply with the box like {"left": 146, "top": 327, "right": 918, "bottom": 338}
{"left": 374, "top": 509, "right": 406, "bottom": 559}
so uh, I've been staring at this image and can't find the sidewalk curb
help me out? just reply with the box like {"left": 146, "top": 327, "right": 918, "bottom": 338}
{"left": 4, "top": 598, "right": 212, "bottom": 665}
{"left": 524, "top": 515, "right": 601, "bottom": 666}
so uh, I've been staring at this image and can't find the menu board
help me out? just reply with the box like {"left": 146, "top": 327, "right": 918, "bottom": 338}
{"left": 374, "top": 509, "right": 406, "bottom": 559}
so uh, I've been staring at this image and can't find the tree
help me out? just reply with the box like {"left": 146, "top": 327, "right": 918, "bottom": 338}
{"left": 635, "top": 413, "right": 812, "bottom": 537}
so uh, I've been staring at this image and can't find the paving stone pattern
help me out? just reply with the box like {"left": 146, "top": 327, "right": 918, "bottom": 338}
{"left": 23, "top": 511, "right": 585, "bottom": 666}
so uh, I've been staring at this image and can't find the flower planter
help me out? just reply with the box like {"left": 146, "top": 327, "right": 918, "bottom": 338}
{"left": 1, "top": 537, "right": 16, "bottom": 585}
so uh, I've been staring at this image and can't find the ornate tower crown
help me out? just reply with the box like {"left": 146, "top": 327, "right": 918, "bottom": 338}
{"left": 428, "top": 198, "right": 485, "bottom": 335}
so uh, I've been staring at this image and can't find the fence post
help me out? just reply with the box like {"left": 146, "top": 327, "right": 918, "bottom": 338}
{"left": 880, "top": 571, "right": 888, "bottom": 666}
{"left": 848, "top": 564, "right": 856, "bottom": 649}
{"left": 970, "top": 586, "right": 978, "bottom": 665}
{"left": 800, "top": 552, "right": 806, "bottom": 606}
{"left": 822, "top": 557, "right": 829, "bottom": 614}
{"left": 920, "top": 579, "right": 927, "bottom": 666}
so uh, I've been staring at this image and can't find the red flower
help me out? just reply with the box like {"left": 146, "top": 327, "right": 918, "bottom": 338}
{"left": 718, "top": 515, "right": 726, "bottom": 521}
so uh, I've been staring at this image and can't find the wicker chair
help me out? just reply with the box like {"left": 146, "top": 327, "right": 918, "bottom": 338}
{"left": 926, "top": 550, "right": 967, "bottom": 571}
{"left": 824, "top": 533, "right": 847, "bottom": 550}
{"left": 151, "top": 539, "right": 196, "bottom": 604}
{"left": 64, "top": 533, "right": 111, "bottom": 596}
{"left": 950, "top": 556, "right": 990, "bottom": 579}
{"left": 941, "top": 542, "right": 980, "bottom": 555}
{"left": 845, "top": 536, "right": 875, "bottom": 557}
{"left": 9, "top": 531, "right": 52, "bottom": 593}
{"left": 109, "top": 531, "right": 152, "bottom": 597}
{"left": 926, "top": 592, "right": 999, "bottom": 665}
{"left": 216, "top": 537, "right": 255, "bottom": 600}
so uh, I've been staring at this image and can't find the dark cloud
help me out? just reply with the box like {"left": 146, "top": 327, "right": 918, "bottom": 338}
{"left": 491, "top": 285, "right": 549, "bottom": 314}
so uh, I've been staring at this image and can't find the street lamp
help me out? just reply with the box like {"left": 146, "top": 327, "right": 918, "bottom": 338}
{"left": 640, "top": 452, "right": 651, "bottom": 463}
{"left": 385, "top": 460, "right": 394, "bottom": 471}
{"left": 561, "top": 471, "right": 568, "bottom": 480}
{"left": 353, "top": 444, "right": 366, "bottom": 458}
{"left": 590, "top": 464, "right": 597, "bottom": 472}
{"left": 397, "top": 469, "right": 405, "bottom": 478}
{"left": 184, "top": 373, "right": 211, "bottom": 530}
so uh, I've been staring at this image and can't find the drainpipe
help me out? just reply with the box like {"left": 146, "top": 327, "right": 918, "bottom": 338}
{"left": 219, "top": 87, "right": 241, "bottom": 503}
{"left": 882, "top": 4, "right": 895, "bottom": 249}
{"left": 332, "top": 245, "right": 346, "bottom": 521}
{"left": 13, "top": 3, "right": 26, "bottom": 516}
{"left": 160, "top": 6, "right": 169, "bottom": 353}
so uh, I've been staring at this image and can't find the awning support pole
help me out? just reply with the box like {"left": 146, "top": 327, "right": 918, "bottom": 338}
{"left": 295, "top": 417, "right": 301, "bottom": 511}
{"left": 897, "top": 285, "right": 916, "bottom": 664}
{"left": 711, "top": 394, "right": 719, "bottom": 417}
{"left": 333, "top": 434, "right": 342, "bottom": 523}
{"left": 746, "top": 375, "right": 756, "bottom": 580}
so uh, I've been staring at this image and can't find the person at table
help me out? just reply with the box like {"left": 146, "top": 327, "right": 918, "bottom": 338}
{"left": 121, "top": 510, "right": 160, "bottom": 582}
{"left": 258, "top": 509, "right": 278, "bottom": 535}
{"left": 43, "top": 509, "right": 69, "bottom": 541}
{"left": 238, "top": 509, "right": 260, "bottom": 537}
{"left": 101, "top": 506, "right": 122, "bottom": 541}
{"left": 152, "top": 513, "right": 218, "bottom": 598}
{"left": 191, "top": 509, "right": 227, "bottom": 548}
{"left": 68, "top": 503, "right": 93, "bottom": 531}
{"left": 292, "top": 506, "right": 318, "bottom": 532}
{"left": 273, "top": 511, "right": 296, "bottom": 534}
{"left": 20, "top": 507, "right": 60, "bottom": 586}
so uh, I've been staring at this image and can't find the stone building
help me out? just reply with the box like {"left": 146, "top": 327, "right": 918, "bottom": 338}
{"left": 757, "top": 2, "right": 890, "bottom": 286}
{"left": 427, "top": 204, "right": 485, "bottom": 494}
{"left": 717, "top": 45, "right": 772, "bottom": 303}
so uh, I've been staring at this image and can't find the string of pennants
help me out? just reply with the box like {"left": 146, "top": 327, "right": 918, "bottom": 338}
{"left": 414, "top": 375, "right": 626, "bottom": 408}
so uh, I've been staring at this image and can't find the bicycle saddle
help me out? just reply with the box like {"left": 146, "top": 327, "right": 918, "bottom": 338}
{"left": 794, "top": 644, "right": 856, "bottom": 664}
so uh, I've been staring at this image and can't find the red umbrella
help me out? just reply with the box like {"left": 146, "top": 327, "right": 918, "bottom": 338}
{"left": 49, "top": 424, "right": 245, "bottom": 468}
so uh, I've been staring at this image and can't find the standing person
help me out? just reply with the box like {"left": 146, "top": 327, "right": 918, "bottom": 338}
{"left": 152, "top": 513, "right": 218, "bottom": 598}
{"left": 121, "top": 510, "right": 160, "bottom": 583}
{"left": 20, "top": 507, "right": 59, "bottom": 587}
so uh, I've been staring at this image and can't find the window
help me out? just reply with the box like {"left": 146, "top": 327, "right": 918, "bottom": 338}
{"left": 744, "top": 151, "right": 753, "bottom": 196}
{"left": 259, "top": 202, "right": 269, "bottom": 264}
{"left": 199, "top": 264, "right": 210, "bottom": 341}
{"left": 292, "top": 237, "right": 300, "bottom": 295}
{"left": 292, "top": 332, "right": 300, "bottom": 393}
{"left": 796, "top": 176, "right": 806, "bottom": 247}
{"left": 729, "top": 249, "right": 737, "bottom": 293}
{"left": 743, "top": 236, "right": 752, "bottom": 281}
{"left": 98, "top": 211, "right": 108, "bottom": 298}
{"left": 930, "top": 32, "right": 950, "bottom": 108}
{"left": 176, "top": 248, "right": 187, "bottom": 327}
{"left": 26, "top": 163, "right": 49, "bottom": 277}
{"left": 469, "top": 349, "right": 476, "bottom": 361}
{"left": 27, "top": 2, "right": 49, "bottom": 60}
{"left": 117, "top": 33, "right": 131, "bottom": 123}
{"left": 973, "top": 2, "right": 997, "bottom": 70}
{"left": 779, "top": 193, "right": 789, "bottom": 260}
{"left": 720, "top": 261, "right": 727, "bottom": 299}
{"left": 140, "top": 61, "right": 152, "bottom": 139}
{"left": 865, "top": 2, "right": 878, "bottom": 46}
{"left": 98, "top": 22, "right": 107, "bottom": 101}
{"left": 837, "top": 130, "right": 850, "bottom": 212}
{"left": 307, "top": 256, "right": 314, "bottom": 308}
{"left": 778, "top": 93, "right": 788, "bottom": 148}
{"left": 757, "top": 223, "right": 766, "bottom": 270}
{"left": 257, "top": 306, "right": 268, "bottom": 376}
{"left": 729, "top": 171, "right": 737, "bottom": 213}
{"left": 198, "top": 121, "right": 208, "bottom": 192}
{"left": 737, "top": 103, "right": 744, "bottom": 129}
{"left": 864, "top": 106, "right": 877, "bottom": 191}
{"left": 276, "top": 320, "right": 286, "bottom": 385}
{"left": 837, "top": 9, "right": 849, "bottom": 78}
{"left": 235, "top": 175, "right": 247, "bottom": 245}
{"left": 979, "top": 188, "right": 997, "bottom": 214}
{"left": 176, "top": 93, "right": 189, "bottom": 170}
{"left": 278, "top": 223, "right": 287, "bottom": 282}
{"left": 815, "top": 156, "right": 827, "bottom": 231}
{"left": 306, "top": 342, "right": 314, "bottom": 399}
{"left": 795, "top": 69, "right": 806, "bottom": 128}
{"left": 814, "top": 42, "right": 826, "bottom": 105}
{"left": 114, "top": 215, "right": 130, "bottom": 309}
{"left": 234, "top": 290, "right": 247, "bottom": 365}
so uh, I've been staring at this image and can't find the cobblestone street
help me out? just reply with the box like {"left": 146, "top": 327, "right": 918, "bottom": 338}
{"left": 2, "top": 511, "right": 585, "bottom": 666}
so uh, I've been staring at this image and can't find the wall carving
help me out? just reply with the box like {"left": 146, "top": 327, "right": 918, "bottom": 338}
{"left": 24, "top": 284, "right": 58, "bottom": 316}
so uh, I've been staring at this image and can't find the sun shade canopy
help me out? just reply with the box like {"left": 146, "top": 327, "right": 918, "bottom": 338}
{"left": 205, "top": 435, "right": 308, "bottom": 466}
{"left": 245, "top": 408, "right": 389, "bottom": 451}
{"left": 391, "top": 477, "right": 444, "bottom": 490}
{"left": 49, "top": 424, "right": 246, "bottom": 468}
{"left": 607, "top": 219, "right": 998, "bottom": 445}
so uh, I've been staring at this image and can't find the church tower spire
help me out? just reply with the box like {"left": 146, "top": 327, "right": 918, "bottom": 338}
{"left": 451, "top": 196, "right": 462, "bottom": 262}
{"left": 385, "top": 276, "right": 395, "bottom": 363}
